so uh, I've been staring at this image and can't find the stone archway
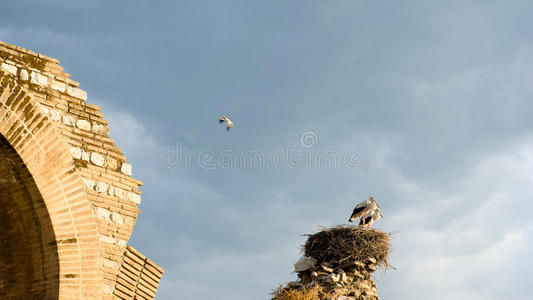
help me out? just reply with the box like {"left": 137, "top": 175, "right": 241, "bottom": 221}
{"left": 0, "top": 135, "right": 60, "bottom": 298}
{"left": 0, "top": 73, "right": 102, "bottom": 299}
{"left": 0, "top": 41, "right": 163, "bottom": 299}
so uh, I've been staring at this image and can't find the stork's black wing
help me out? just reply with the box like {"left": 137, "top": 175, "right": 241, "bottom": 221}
{"left": 348, "top": 206, "right": 366, "bottom": 222}
{"left": 359, "top": 215, "right": 373, "bottom": 225}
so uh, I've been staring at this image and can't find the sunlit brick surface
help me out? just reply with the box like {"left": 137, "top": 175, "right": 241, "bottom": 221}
{"left": 0, "top": 41, "right": 163, "bottom": 299}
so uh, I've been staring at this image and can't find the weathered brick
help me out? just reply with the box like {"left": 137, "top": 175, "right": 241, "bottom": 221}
{"left": 51, "top": 80, "right": 67, "bottom": 92}
{"left": 30, "top": 71, "right": 48, "bottom": 87}
{"left": 127, "top": 192, "right": 141, "bottom": 204}
{"left": 1, "top": 62, "right": 17, "bottom": 75}
{"left": 20, "top": 69, "right": 29, "bottom": 81}
{"left": 62, "top": 114, "right": 76, "bottom": 126}
{"left": 76, "top": 119, "right": 91, "bottom": 131}
{"left": 90, "top": 152, "right": 105, "bottom": 167}
{"left": 67, "top": 86, "right": 88, "bottom": 100}
{"left": 121, "top": 163, "right": 132, "bottom": 176}
{"left": 95, "top": 207, "right": 110, "bottom": 220}
{"left": 70, "top": 147, "right": 82, "bottom": 159}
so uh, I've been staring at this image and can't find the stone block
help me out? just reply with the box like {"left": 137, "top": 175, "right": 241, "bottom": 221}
{"left": 81, "top": 150, "right": 90, "bottom": 161}
{"left": 121, "top": 163, "right": 132, "bottom": 176}
{"left": 114, "top": 188, "right": 127, "bottom": 199}
{"left": 67, "top": 86, "right": 88, "bottom": 100}
{"left": 20, "top": 69, "right": 29, "bottom": 81}
{"left": 70, "top": 147, "right": 82, "bottom": 159}
{"left": 127, "top": 192, "right": 141, "bottom": 204}
{"left": 62, "top": 115, "right": 76, "bottom": 126}
{"left": 95, "top": 182, "right": 108, "bottom": 193}
{"left": 111, "top": 212, "right": 124, "bottom": 225}
{"left": 49, "top": 109, "right": 61, "bottom": 121}
{"left": 294, "top": 256, "right": 317, "bottom": 272}
{"left": 90, "top": 152, "right": 105, "bottom": 167}
{"left": 1, "top": 62, "right": 17, "bottom": 75}
{"left": 76, "top": 119, "right": 91, "bottom": 131}
{"left": 30, "top": 71, "right": 48, "bottom": 87}
{"left": 82, "top": 178, "right": 95, "bottom": 189}
{"left": 105, "top": 157, "right": 118, "bottom": 170}
{"left": 95, "top": 207, "right": 110, "bottom": 220}
{"left": 50, "top": 80, "right": 66, "bottom": 92}
{"left": 99, "top": 235, "right": 116, "bottom": 244}
{"left": 92, "top": 124, "right": 108, "bottom": 135}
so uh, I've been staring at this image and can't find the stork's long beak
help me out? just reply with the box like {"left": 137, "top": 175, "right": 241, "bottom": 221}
{"left": 380, "top": 212, "right": 383, "bottom": 217}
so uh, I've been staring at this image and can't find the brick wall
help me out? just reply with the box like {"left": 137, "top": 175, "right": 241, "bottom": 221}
{"left": 114, "top": 247, "right": 164, "bottom": 299}
{"left": 0, "top": 41, "right": 163, "bottom": 299}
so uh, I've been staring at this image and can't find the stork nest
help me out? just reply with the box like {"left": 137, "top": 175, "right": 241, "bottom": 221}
{"left": 302, "top": 225, "right": 391, "bottom": 269}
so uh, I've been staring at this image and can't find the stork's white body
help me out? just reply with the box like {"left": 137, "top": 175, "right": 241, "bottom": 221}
{"left": 348, "top": 196, "right": 379, "bottom": 223}
{"left": 219, "top": 116, "right": 234, "bottom": 131}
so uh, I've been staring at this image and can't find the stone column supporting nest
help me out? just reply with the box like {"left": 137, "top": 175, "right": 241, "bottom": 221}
{"left": 272, "top": 225, "right": 392, "bottom": 300}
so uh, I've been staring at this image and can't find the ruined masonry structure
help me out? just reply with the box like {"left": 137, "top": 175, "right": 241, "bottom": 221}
{"left": 273, "top": 226, "right": 390, "bottom": 300}
{"left": 0, "top": 41, "right": 163, "bottom": 299}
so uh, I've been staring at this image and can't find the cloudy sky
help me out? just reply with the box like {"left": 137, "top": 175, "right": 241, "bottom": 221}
{"left": 2, "top": 1, "right": 533, "bottom": 299}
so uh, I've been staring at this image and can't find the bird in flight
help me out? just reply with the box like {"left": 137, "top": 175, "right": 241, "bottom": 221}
{"left": 348, "top": 195, "right": 380, "bottom": 225}
{"left": 219, "top": 116, "right": 234, "bottom": 131}
{"left": 359, "top": 207, "right": 383, "bottom": 227}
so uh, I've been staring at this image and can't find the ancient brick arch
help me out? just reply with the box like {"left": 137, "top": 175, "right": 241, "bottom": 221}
{"left": 0, "top": 85, "right": 99, "bottom": 298}
{"left": 0, "top": 41, "right": 163, "bottom": 299}
{"left": 0, "top": 136, "right": 61, "bottom": 298}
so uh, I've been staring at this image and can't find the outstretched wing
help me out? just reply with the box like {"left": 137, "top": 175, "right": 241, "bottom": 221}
{"left": 219, "top": 118, "right": 226, "bottom": 123}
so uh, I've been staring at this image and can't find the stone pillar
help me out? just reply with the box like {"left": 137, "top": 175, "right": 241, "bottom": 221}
{"left": 273, "top": 226, "right": 391, "bottom": 300}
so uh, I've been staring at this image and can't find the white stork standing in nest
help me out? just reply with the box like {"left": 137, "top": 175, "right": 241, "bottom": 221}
{"left": 219, "top": 116, "right": 234, "bottom": 131}
{"left": 359, "top": 207, "right": 383, "bottom": 227}
{"left": 348, "top": 195, "right": 380, "bottom": 224}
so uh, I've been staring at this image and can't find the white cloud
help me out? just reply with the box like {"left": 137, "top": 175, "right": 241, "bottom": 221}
{"left": 380, "top": 138, "right": 533, "bottom": 299}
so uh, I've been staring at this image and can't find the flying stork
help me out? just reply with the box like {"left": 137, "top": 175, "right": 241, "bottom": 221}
{"left": 219, "top": 116, "right": 234, "bottom": 131}
{"left": 359, "top": 207, "right": 383, "bottom": 227}
{"left": 348, "top": 196, "right": 379, "bottom": 224}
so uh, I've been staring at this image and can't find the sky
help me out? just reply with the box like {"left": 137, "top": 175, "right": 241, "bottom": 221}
{"left": 2, "top": 1, "right": 533, "bottom": 299}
